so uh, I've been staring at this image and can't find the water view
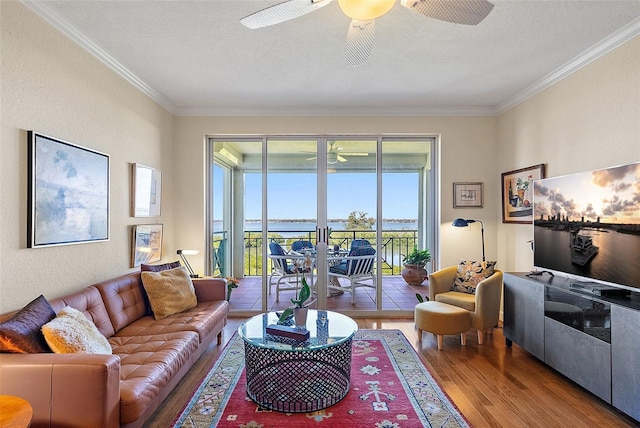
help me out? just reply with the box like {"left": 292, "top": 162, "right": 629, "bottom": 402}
{"left": 534, "top": 226, "right": 640, "bottom": 289}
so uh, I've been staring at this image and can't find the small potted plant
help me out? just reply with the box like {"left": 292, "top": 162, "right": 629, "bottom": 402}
{"left": 225, "top": 276, "right": 240, "bottom": 301}
{"left": 278, "top": 277, "right": 313, "bottom": 327}
{"left": 401, "top": 247, "right": 431, "bottom": 286}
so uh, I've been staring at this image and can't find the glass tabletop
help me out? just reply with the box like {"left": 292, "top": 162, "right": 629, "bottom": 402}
{"left": 238, "top": 309, "right": 358, "bottom": 351}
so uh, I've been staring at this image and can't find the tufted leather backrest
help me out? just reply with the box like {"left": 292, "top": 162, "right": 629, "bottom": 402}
{"left": 94, "top": 272, "right": 147, "bottom": 333}
{"left": 48, "top": 286, "right": 116, "bottom": 338}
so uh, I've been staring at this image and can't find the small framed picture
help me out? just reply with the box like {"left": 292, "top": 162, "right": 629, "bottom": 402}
{"left": 453, "top": 182, "right": 483, "bottom": 208}
{"left": 132, "top": 224, "right": 163, "bottom": 267}
{"left": 131, "top": 163, "right": 162, "bottom": 217}
{"left": 501, "top": 164, "right": 545, "bottom": 224}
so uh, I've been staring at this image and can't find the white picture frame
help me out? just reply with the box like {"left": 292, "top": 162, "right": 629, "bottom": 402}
{"left": 132, "top": 163, "right": 162, "bottom": 217}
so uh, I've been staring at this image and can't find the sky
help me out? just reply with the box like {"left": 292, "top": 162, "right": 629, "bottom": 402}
{"left": 215, "top": 169, "right": 419, "bottom": 220}
{"left": 533, "top": 162, "right": 640, "bottom": 224}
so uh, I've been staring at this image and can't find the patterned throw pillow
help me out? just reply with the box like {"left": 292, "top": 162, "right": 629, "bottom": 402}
{"left": 451, "top": 260, "right": 497, "bottom": 294}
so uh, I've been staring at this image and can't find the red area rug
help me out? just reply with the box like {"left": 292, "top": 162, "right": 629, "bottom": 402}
{"left": 172, "top": 329, "right": 470, "bottom": 427}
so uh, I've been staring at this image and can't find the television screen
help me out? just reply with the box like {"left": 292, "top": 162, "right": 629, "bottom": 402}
{"left": 533, "top": 162, "right": 640, "bottom": 292}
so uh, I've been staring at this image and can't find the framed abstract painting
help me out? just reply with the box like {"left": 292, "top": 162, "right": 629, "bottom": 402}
{"left": 28, "top": 131, "right": 109, "bottom": 247}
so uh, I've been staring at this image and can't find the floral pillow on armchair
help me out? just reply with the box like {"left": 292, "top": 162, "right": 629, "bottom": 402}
{"left": 451, "top": 260, "right": 497, "bottom": 294}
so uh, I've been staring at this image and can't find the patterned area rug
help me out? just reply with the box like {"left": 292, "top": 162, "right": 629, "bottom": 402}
{"left": 172, "top": 329, "right": 470, "bottom": 427}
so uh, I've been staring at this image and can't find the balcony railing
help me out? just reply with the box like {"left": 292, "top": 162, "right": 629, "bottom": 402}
{"left": 235, "top": 229, "right": 418, "bottom": 276}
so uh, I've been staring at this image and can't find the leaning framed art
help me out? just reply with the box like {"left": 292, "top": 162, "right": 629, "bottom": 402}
{"left": 27, "top": 131, "right": 109, "bottom": 247}
{"left": 132, "top": 224, "right": 163, "bottom": 267}
{"left": 501, "top": 164, "right": 545, "bottom": 224}
{"left": 453, "top": 182, "right": 483, "bottom": 208}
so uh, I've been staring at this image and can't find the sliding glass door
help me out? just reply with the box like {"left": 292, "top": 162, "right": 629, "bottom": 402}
{"left": 208, "top": 135, "right": 436, "bottom": 316}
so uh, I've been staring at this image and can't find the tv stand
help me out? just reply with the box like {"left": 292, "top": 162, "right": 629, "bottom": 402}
{"left": 504, "top": 273, "right": 640, "bottom": 421}
{"left": 569, "top": 281, "right": 631, "bottom": 297}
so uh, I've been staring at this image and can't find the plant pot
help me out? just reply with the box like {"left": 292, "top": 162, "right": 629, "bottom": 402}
{"left": 293, "top": 307, "right": 308, "bottom": 328}
{"left": 401, "top": 263, "right": 428, "bottom": 286}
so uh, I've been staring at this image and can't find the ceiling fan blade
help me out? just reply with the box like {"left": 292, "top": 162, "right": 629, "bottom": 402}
{"left": 337, "top": 155, "right": 348, "bottom": 162}
{"left": 400, "top": 0, "right": 494, "bottom": 25}
{"left": 345, "top": 19, "right": 375, "bottom": 68}
{"left": 306, "top": 156, "right": 318, "bottom": 160}
{"left": 241, "top": 0, "right": 333, "bottom": 29}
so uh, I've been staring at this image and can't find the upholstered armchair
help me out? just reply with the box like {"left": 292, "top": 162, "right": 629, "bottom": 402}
{"left": 428, "top": 265, "right": 503, "bottom": 344}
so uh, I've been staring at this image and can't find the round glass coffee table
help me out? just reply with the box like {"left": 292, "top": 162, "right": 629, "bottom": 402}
{"left": 238, "top": 309, "right": 358, "bottom": 413}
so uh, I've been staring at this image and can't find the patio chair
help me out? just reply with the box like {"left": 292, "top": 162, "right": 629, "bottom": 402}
{"left": 291, "top": 240, "right": 314, "bottom": 252}
{"left": 212, "top": 239, "right": 226, "bottom": 277}
{"left": 268, "top": 242, "right": 313, "bottom": 302}
{"left": 328, "top": 245, "right": 376, "bottom": 304}
{"left": 350, "top": 239, "right": 372, "bottom": 250}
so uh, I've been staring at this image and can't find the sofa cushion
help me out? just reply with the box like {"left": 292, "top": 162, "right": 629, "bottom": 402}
{"left": 0, "top": 295, "right": 55, "bottom": 353}
{"left": 42, "top": 306, "right": 112, "bottom": 354}
{"left": 116, "top": 300, "right": 229, "bottom": 344}
{"left": 141, "top": 267, "right": 197, "bottom": 320}
{"left": 435, "top": 291, "right": 476, "bottom": 312}
{"left": 109, "top": 331, "right": 199, "bottom": 424}
{"left": 95, "top": 273, "right": 147, "bottom": 333}
{"left": 49, "top": 285, "right": 116, "bottom": 338}
{"left": 451, "top": 260, "right": 496, "bottom": 294}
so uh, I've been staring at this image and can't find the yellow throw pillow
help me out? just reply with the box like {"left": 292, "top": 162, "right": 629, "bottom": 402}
{"left": 141, "top": 266, "right": 198, "bottom": 320}
{"left": 42, "top": 306, "right": 112, "bottom": 354}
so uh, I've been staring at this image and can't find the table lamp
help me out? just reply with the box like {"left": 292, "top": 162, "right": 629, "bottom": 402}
{"left": 177, "top": 249, "right": 199, "bottom": 278}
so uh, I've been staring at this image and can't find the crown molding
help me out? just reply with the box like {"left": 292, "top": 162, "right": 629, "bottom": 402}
{"left": 172, "top": 106, "right": 499, "bottom": 117}
{"left": 21, "top": 0, "right": 178, "bottom": 114}
{"left": 496, "top": 17, "right": 640, "bottom": 115}
{"left": 21, "top": 1, "right": 639, "bottom": 119}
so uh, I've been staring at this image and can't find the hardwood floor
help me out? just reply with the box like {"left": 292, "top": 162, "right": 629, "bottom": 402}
{"left": 144, "top": 317, "right": 638, "bottom": 428}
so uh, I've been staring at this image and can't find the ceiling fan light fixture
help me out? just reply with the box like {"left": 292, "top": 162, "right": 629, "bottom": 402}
{"left": 338, "top": 0, "right": 396, "bottom": 20}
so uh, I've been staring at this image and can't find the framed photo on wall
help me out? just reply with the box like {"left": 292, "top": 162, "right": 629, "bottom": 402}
{"left": 131, "top": 163, "right": 162, "bottom": 217}
{"left": 453, "top": 182, "right": 483, "bottom": 208}
{"left": 132, "top": 224, "right": 163, "bottom": 267}
{"left": 27, "top": 131, "right": 109, "bottom": 247}
{"left": 501, "top": 164, "right": 545, "bottom": 224}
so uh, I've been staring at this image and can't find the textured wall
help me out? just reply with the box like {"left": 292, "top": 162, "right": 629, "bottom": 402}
{"left": 0, "top": 2, "right": 174, "bottom": 312}
{"left": 496, "top": 36, "right": 640, "bottom": 273}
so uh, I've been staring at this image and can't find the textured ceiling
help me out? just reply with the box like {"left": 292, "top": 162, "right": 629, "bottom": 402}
{"left": 24, "top": 0, "right": 640, "bottom": 116}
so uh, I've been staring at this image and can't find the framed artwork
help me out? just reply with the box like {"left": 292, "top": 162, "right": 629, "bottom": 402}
{"left": 453, "top": 182, "right": 483, "bottom": 208}
{"left": 27, "top": 131, "right": 109, "bottom": 248}
{"left": 132, "top": 224, "right": 163, "bottom": 267}
{"left": 501, "top": 164, "right": 546, "bottom": 224}
{"left": 131, "top": 163, "right": 162, "bottom": 217}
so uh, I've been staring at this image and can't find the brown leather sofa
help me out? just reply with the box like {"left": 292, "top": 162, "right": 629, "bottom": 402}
{"left": 0, "top": 272, "right": 229, "bottom": 428}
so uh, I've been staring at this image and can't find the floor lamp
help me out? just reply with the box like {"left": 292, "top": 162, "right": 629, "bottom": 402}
{"left": 177, "top": 249, "right": 199, "bottom": 278}
{"left": 452, "top": 218, "right": 485, "bottom": 262}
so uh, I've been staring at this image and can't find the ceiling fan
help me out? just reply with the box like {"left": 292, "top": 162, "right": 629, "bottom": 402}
{"left": 240, "top": 0, "right": 494, "bottom": 68}
{"left": 306, "top": 142, "right": 368, "bottom": 164}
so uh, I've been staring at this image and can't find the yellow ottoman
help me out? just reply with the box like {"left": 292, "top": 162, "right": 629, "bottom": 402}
{"left": 415, "top": 301, "right": 471, "bottom": 350}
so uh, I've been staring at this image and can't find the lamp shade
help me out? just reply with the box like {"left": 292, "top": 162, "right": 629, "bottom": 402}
{"left": 452, "top": 218, "right": 476, "bottom": 227}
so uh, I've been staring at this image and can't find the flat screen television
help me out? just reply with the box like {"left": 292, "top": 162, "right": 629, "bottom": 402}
{"left": 533, "top": 161, "right": 640, "bottom": 293}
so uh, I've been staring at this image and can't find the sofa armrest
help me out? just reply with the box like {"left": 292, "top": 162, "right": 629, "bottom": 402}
{"left": 193, "top": 277, "right": 227, "bottom": 302}
{"left": 0, "top": 353, "right": 120, "bottom": 428}
{"left": 428, "top": 266, "right": 458, "bottom": 301}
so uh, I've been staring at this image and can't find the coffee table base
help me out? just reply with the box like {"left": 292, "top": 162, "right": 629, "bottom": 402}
{"left": 244, "top": 339, "right": 352, "bottom": 413}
